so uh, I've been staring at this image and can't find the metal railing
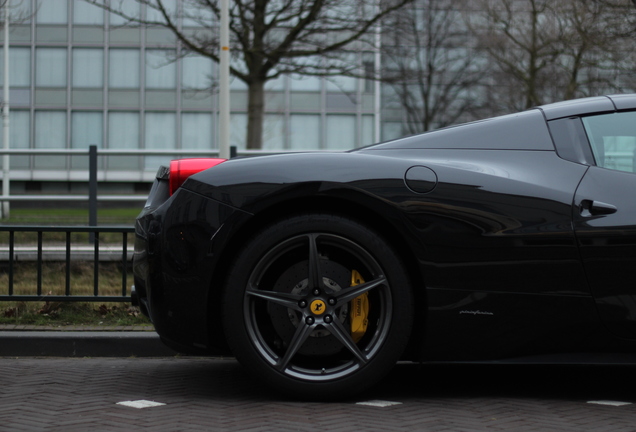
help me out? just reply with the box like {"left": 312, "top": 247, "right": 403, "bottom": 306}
{"left": 0, "top": 225, "right": 134, "bottom": 302}
{"left": 0, "top": 145, "right": 239, "bottom": 225}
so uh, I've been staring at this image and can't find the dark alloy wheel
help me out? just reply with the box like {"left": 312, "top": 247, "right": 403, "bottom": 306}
{"left": 222, "top": 214, "right": 414, "bottom": 398}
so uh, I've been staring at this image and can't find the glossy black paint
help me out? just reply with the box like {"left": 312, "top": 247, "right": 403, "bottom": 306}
{"left": 134, "top": 94, "right": 636, "bottom": 362}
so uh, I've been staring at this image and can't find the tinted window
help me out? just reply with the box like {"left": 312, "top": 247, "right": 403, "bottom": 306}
{"left": 582, "top": 111, "right": 636, "bottom": 173}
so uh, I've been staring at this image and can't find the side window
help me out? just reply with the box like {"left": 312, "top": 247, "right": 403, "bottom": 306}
{"left": 582, "top": 111, "right": 636, "bottom": 173}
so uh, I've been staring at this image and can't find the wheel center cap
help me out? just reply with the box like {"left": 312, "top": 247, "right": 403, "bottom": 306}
{"left": 310, "top": 299, "right": 326, "bottom": 315}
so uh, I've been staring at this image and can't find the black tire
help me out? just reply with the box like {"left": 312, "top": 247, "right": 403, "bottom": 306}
{"left": 222, "top": 213, "right": 414, "bottom": 399}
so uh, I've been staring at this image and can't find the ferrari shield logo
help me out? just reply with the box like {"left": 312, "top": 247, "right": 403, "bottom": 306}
{"left": 310, "top": 299, "right": 326, "bottom": 315}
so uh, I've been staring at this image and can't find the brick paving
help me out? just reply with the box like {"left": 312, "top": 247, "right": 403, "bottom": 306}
{"left": 1, "top": 358, "right": 636, "bottom": 431}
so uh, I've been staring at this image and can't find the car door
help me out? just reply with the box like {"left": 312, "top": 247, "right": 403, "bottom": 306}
{"left": 573, "top": 110, "right": 636, "bottom": 339}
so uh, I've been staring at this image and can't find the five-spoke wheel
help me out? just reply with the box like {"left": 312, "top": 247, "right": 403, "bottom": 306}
{"left": 223, "top": 214, "right": 413, "bottom": 398}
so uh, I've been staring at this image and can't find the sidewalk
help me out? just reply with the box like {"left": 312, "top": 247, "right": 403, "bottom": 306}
{"left": 0, "top": 324, "right": 177, "bottom": 357}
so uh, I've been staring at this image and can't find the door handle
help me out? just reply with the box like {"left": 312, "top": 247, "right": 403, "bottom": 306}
{"left": 580, "top": 200, "right": 617, "bottom": 217}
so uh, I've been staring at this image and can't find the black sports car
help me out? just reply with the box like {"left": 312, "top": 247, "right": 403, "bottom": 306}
{"left": 133, "top": 94, "right": 636, "bottom": 398}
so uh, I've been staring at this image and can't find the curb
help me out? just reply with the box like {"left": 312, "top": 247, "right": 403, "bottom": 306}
{"left": 0, "top": 331, "right": 177, "bottom": 357}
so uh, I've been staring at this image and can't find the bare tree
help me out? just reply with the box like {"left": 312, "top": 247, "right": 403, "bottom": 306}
{"left": 467, "top": 0, "right": 562, "bottom": 111}
{"left": 552, "top": 1, "right": 636, "bottom": 99}
{"left": 381, "top": 0, "right": 484, "bottom": 134}
{"left": 469, "top": 0, "right": 636, "bottom": 114}
{"left": 85, "top": 0, "right": 413, "bottom": 149}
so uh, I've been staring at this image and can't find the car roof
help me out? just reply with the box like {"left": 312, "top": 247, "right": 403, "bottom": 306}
{"left": 538, "top": 94, "right": 636, "bottom": 120}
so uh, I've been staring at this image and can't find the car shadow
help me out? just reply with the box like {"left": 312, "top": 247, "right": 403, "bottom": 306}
{"left": 367, "top": 363, "right": 636, "bottom": 403}
{"left": 134, "top": 358, "right": 636, "bottom": 404}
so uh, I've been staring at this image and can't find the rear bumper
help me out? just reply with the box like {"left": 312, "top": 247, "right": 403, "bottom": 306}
{"left": 133, "top": 182, "right": 250, "bottom": 354}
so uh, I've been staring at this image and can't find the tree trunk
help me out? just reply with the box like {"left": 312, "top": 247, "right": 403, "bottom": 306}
{"left": 246, "top": 79, "right": 265, "bottom": 150}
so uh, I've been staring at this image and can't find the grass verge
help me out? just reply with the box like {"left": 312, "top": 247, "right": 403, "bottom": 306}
{"left": 1, "top": 207, "right": 140, "bottom": 226}
{"left": 0, "top": 301, "right": 151, "bottom": 327}
{"left": 0, "top": 259, "right": 151, "bottom": 328}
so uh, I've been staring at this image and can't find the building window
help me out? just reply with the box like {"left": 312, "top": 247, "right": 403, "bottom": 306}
{"left": 230, "top": 113, "right": 247, "bottom": 149}
{"left": 73, "top": 0, "right": 104, "bottom": 25}
{"left": 35, "top": 111, "right": 66, "bottom": 169}
{"left": 145, "top": 0, "right": 177, "bottom": 22}
{"left": 326, "top": 75, "right": 358, "bottom": 93}
{"left": 361, "top": 115, "right": 375, "bottom": 146}
{"left": 109, "top": 49, "right": 140, "bottom": 88}
{"left": 0, "top": 110, "right": 30, "bottom": 148}
{"left": 35, "top": 111, "right": 67, "bottom": 148}
{"left": 145, "top": 112, "right": 176, "bottom": 169}
{"left": 9, "top": 0, "right": 32, "bottom": 24}
{"left": 37, "top": 0, "right": 68, "bottom": 24}
{"left": 11, "top": 48, "right": 31, "bottom": 87}
{"left": 230, "top": 57, "right": 248, "bottom": 90}
{"left": 182, "top": 1, "right": 214, "bottom": 27}
{"left": 290, "top": 115, "right": 320, "bottom": 149}
{"left": 182, "top": 113, "right": 213, "bottom": 149}
{"left": 0, "top": 110, "right": 30, "bottom": 169}
{"left": 289, "top": 55, "right": 322, "bottom": 91}
{"left": 146, "top": 50, "right": 176, "bottom": 89}
{"left": 363, "top": 52, "right": 376, "bottom": 93}
{"left": 108, "top": 112, "right": 140, "bottom": 170}
{"left": 109, "top": 112, "right": 140, "bottom": 149}
{"left": 290, "top": 74, "right": 321, "bottom": 92}
{"left": 382, "top": 122, "right": 403, "bottom": 142}
{"left": 265, "top": 75, "right": 285, "bottom": 91}
{"left": 262, "top": 114, "right": 285, "bottom": 149}
{"left": 36, "top": 48, "right": 67, "bottom": 87}
{"left": 72, "top": 112, "right": 103, "bottom": 148}
{"left": 181, "top": 55, "right": 213, "bottom": 90}
{"left": 326, "top": 115, "right": 356, "bottom": 149}
{"left": 0, "top": 48, "right": 31, "bottom": 87}
{"left": 73, "top": 49, "right": 103, "bottom": 88}
{"left": 145, "top": 112, "right": 175, "bottom": 149}
{"left": 109, "top": 1, "right": 141, "bottom": 26}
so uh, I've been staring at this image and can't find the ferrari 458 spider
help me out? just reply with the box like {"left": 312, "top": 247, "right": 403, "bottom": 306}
{"left": 133, "top": 94, "right": 636, "bottom": 398}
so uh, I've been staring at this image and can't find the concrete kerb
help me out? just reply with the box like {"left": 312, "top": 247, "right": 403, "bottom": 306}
{"left": 0, "top": 326, "right": 177, "bottom": 357}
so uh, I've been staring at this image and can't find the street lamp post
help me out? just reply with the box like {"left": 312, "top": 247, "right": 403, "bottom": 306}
{"left": 218, "top": 0, "right": 230, "bottom": 159}
{"left": 2, "top": 1, "right": 10, "bottom": 219}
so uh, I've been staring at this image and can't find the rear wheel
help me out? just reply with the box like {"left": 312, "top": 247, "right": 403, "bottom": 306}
{"left": 222, "top": 214, "right": 414, "bottom": 399}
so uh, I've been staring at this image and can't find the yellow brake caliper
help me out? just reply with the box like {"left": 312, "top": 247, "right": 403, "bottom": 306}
{"left": 350, "top": 270, "right": 369, "bottom": 343}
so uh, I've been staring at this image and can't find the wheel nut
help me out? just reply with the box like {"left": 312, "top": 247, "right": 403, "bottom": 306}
{"left": 328, "top": 298, "right": 336, "bottom": 306}
{"left": 324, "top": 315, "right": 332, "bottom": 323}
{"left": 299, "top": 300, "right": 307, "bottom": 308}
{"left": 312, "top": 288, "right": 320, "bottom": 296}
{"left": 305, "top": 316, "right": 315, "bottom": 325}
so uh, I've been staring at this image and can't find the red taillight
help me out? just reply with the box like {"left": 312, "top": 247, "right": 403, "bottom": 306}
{"left": 169, "top": 158, "right": 226, "bottom": 195}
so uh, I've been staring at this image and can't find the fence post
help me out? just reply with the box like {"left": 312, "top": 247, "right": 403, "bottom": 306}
{"left": 230, "top": 145, "right": 237, "bottom": 159}
{"left": 89, "top": 145, "right": 97, "bottom": 242}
